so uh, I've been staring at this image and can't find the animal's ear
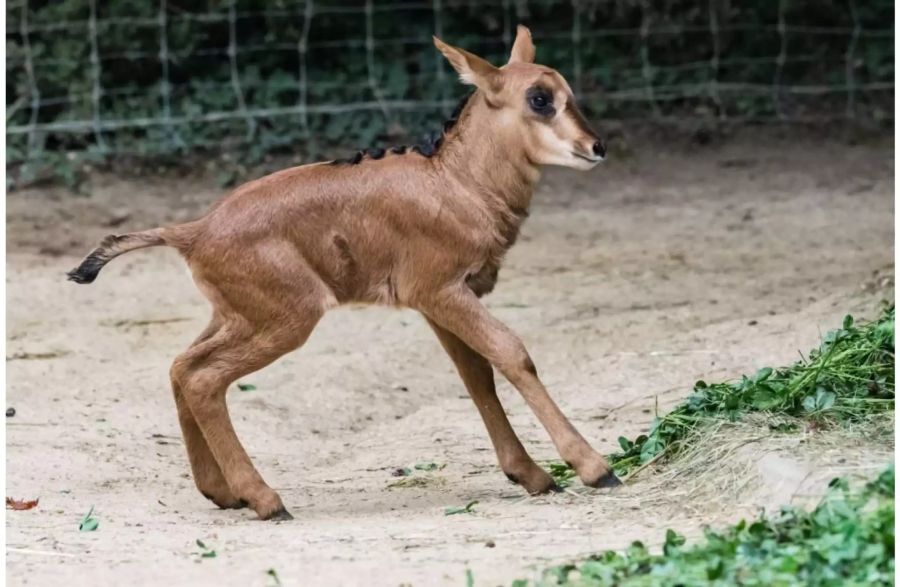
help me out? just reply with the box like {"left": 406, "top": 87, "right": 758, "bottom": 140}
{"left": 508, "top": 25, "right": 535, "bottom": 64}
{"left": 433, "top": 36, "right": 500, "bottom": 93}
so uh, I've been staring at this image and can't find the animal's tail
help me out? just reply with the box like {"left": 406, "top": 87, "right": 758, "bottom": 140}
{"left": 67, "top": 227, "right": 176, "bottom": 284}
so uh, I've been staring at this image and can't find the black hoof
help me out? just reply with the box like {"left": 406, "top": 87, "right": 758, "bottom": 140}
{"left": 596, "top": 472, "right": 623, "bottom": 488}
{"left": 267, "top": 507, "right": 294, "bottom": 522}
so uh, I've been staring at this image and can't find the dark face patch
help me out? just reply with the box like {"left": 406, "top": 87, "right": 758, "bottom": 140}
{"left": 564, "top": 96, "right": 599, "bottom": 138}
{"left": 526, "top": 85, "right": 555, "bottom": 118}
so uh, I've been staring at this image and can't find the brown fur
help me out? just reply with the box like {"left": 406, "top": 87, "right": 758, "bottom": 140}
{"left": 68, "top": 26, "right": 618, "bottom": 521}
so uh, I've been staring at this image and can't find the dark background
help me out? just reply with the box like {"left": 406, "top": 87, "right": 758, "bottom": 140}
{"left": 5, "top": 0, "right": 895, "bottom": 187}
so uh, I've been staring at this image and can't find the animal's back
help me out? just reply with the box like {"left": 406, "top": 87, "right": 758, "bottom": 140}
{"left": 182, "top": 155, "right": 484, "bottom": 305}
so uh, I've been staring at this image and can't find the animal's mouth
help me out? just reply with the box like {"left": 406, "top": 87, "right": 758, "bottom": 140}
{"left": 573, "top": 152, "right": 603, "bottom": 163}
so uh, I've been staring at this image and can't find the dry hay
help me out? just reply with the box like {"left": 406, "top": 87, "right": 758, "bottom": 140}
{"left": 525, "top": 413, "right": 895, "bottom": 550}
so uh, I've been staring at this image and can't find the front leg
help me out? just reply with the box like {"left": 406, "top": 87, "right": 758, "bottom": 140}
{"left": 420, "top": 287, "right": 621, "bottom": 488}
{"left": 425, "top": 317, "right": 556, "bottom": 494}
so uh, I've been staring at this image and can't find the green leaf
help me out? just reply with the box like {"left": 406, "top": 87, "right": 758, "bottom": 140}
{"left": 843, "top": 315, "right": 854, "bottom": 330}
{"left": 802, "top": 394, "right": 817, "bottom": 413}
{"left": 237, "top": 383, "right": 257, "bottom": 392}
{"left": 639, "top": 434, "right": 664, "bottom": 462}
{"left": 444, "top": 500, "right": 478, "bottom": 515}
{"left": 754, "top": 367, "right": 773, "bottom": 383}
{"left": 547, "top": 462, "right": 577, "bottom": 488}
{"left": 724, "top": 393, "right": 741, "bottom": 411}
{"left": 266, "top": 569, "right": 282, "bottom": 587}
{"left": 195, "top": 538, "right": 217, "bottom": 559}
{"left": 663, "top": 528, "right": 686, "bottom": 555}
{"left": 817, "top": 389, "right": 836, "bottom": 410}
{"left": 465, "top": 569, "right": 474, "bottom": 587}
{"left": 414, "top": 462, "right": 439, "bottom": 471}
{"left": 804, "top": 388, "right": 837, "bottom": 413}
{"left": 751, "top": 388, "right": 781, "bottom": 410}
{"left": 617, "top": 436, "right": 633, "bottom": 452}
{"left": 79, "top": 506, "right": 99, "bottom": 532}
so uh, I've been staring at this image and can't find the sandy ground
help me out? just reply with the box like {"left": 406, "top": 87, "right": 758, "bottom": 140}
{"left": 6, "top": 132, "right": 895, "bottom": 586}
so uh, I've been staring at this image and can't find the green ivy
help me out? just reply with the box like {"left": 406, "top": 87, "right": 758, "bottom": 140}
{"left": 521, "top": 464, "right": 895, "bottom": 586}
{"left": 609, "top": 306, "right": 894, "bottom": 476}
{"left": 5, "top": 0, "right": 894, "bottom": 185}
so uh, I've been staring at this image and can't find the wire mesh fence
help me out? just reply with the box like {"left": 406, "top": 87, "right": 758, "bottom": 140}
{"left": 5, "top": 0, "right": 894, "bottom": 177}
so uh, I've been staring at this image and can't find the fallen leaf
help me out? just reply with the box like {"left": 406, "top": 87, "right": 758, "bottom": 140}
{"left": 444, "top": 500, "right": 478, "bottom": 515}
{"left": 267, "top": 569, "right": 282, "bottom": 586}
{"left": 414, "top": 462, "right": 441, "bottom": 471}
{"left": 195, "top": 538, "right": 217, "bottom": 560}
{"left": 79, "top": 506, "right": 99, "bottom": 531}
{"left": 6, "top": 497, "right": 38, "bottom": 510}
{"left": 105, "top": 317, "right": 191, "bottom": 330}
{"left": 388, "top": 476, "right": 445, "bottom": 490}
{"left": 6, "top": 351, "right": 68, "bottom": 361}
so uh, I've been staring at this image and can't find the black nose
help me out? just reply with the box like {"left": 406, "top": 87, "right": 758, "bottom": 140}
{"left": 592, "top": 140, "right": 606, "bottom": 158}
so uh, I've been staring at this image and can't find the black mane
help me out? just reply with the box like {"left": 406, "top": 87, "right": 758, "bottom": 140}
{"left": 330, "top": 91, "right": 474, "bottom": 166}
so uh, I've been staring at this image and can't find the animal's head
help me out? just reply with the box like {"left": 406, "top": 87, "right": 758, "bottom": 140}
{"left": 433, "top": 25, "right": 605, "bottom": 170}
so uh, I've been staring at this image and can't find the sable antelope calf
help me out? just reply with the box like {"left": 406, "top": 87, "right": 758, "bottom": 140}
{"left": 68, "top": 26, "right": 618, "bottom": 521}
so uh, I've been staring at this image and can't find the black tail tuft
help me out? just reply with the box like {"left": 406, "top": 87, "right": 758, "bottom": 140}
{"left": 67, "top": 250, "right": 109, "bottom": 284}
{"left": 67, "top": 232, "right": 166, "bottom": 285}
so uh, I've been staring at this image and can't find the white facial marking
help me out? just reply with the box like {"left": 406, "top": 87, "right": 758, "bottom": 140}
{"left": 531, "top": 102, "right": 602, "bottom": 170}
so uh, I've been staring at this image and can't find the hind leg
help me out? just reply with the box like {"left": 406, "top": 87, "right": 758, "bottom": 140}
{"left": 173, "top": 382, "right": 244, "bottom": 508}
{"left": 172, "top": 301, "right": 322, "bottom": 520}
{"left": 172, "top": 318, "right": 246, "bottom": 509}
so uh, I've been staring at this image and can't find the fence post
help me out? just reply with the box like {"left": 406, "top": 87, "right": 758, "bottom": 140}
{"left": 640, "top": 0, "right": 660, "bottom": 119}
{"left": 571, "top": 0, "right": 583, "bottom": 100}
{"left": 297, "top": 0, "right": 315, "bottom": 143}
{"left": 845, "top": 0, "right": 861, "bottom": 119}
{"left": 773, "top": 0, "right": 788, "bottom": 120}
{"left": 228, "top": 0, "right": 256, "bottom": 141}
{"left": 19, "top": 0, "right": 41, "bottom": 159}
{"left": 708, "top": 0, "right": 724, "bottom": 118}
{"left": 365, "top": 0, "right": 390, "bottom": 121}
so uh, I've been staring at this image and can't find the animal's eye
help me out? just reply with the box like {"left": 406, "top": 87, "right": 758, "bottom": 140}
{"left": 526, "top": 87, "right": 554, "bottom": 115}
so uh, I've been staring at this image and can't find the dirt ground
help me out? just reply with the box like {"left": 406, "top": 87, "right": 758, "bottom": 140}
{"left": 6, "top": 131, "right": 895, "bottom": 586}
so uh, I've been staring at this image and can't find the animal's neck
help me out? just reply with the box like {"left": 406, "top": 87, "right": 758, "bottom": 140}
{"left": 435, "top": 91, "right": 540, "bottom": 215}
